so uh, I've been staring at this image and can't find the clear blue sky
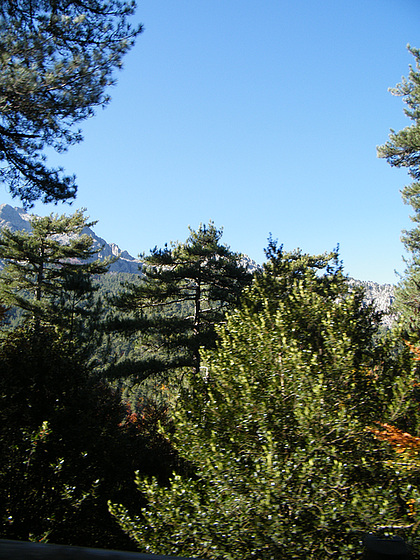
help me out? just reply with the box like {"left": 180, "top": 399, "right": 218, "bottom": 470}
{"left": 1, "top": 0, "right": 419, "bottom": 284}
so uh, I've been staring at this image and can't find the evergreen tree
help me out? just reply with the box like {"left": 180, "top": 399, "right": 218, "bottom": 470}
{"left": 0, "top": 209, "right": 113, "bottom": 347}
{"left": 0, "top": 0, "right": 142, "bottom": 205}
{"left": 0, "top": 324, "right": 177, "bottom": 548}
{"left": 248, "top": 236, "right": 348, "bottom": 313}
{"left": 378, "top": 45, "right": 420, "bottom": 335}
{"left": 110, "top": 246, "right": 417, "bottom": 560}
{"left": 110, "top": 222, "right": 253, "bottom": 382}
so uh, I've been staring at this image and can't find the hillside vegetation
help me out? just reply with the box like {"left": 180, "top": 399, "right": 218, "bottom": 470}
{"left": 0, "top": 212, "right": 418, "bottom": 560}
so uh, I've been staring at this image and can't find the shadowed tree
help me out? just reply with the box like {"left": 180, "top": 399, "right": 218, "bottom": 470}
{"left": 0, "top": 209, "right": 113, "bottom": 349}
{"left": 0, "top": 324, "right": 179, "bottom": 548}
{"left": 109, "top": 222, "right": 253, "bottom": 382}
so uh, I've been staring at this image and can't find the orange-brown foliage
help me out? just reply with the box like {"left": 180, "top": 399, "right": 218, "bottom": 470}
{"left": 368, "top": 423, "right": 420, "bottom": 454}
{"left": 406, "top": 341, "right": 420, "bottom": 361}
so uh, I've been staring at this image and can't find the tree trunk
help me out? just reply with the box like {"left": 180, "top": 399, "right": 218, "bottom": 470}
{"left": 192, "top": 275, "right": 201, "bottom": 376}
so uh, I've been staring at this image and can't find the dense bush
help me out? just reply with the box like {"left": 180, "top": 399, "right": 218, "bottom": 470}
{"left": 110, "top": 246, "right": 419, "bottom": 560}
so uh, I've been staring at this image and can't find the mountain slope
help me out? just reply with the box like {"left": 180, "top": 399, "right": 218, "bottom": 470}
{"left": 0, "top": 204, "right": 142, "bottom": 274}
{"left": 0, "top": 205, "right": 396, "bottom": 318}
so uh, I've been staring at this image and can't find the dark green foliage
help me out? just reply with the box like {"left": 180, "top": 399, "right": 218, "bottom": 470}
{"left": 110, "top": 222, "right": 253, "bottom": 382}
{"left": 0, "top": 209, "right": 112, "bottom": 350}
{"left": 378, "top": 46, "right": 420, "bottom": 337}
{"left": 0, "top": 0, "right": 142, "bottom": 205}
{"left": 377, "top": 45, "right": 420, "bottom": 195}
{"left": 251, "top": 239, "right": 382, "bottom": 373}
{"left": 0, "top": 325, "right": 179, "bottom": 548}
{"left": 0, "top": 325, "right": 131, "bottom": 546}
{"left": 251, "top": 236, "right": 348, "bottom": 308}
{"left": 110, "top": 245, "right": 417, "bottom": 560}
{"left": 87, "top": 272, "right": 142, "bottom": 379}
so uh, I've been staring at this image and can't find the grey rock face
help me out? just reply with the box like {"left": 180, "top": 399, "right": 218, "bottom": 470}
{"left": 0, "top": 204, "right": 32, "bottom": 232}
{"left": 348, "top": 278, "right": 395, "bottom": 327}
{"left": 0, "top": 204, "right": 142, "bottom": 274}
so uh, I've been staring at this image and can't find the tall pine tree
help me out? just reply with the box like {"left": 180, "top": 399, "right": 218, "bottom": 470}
{"left": 110, "top": 222, "right": 253, "bottom": 382}
{"left": 0, "top": 209, "right": 113, "bottom": 347}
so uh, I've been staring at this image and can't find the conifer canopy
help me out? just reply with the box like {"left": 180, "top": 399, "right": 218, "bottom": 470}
{"left": 0, "top": 0, "right": 142, "bottom": 205}
{"left": 378, "top": 46, "right": 420, "bottom": 334}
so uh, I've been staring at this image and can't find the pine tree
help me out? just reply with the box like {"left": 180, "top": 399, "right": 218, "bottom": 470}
{"left": 110, "top": 222, "right": 253, "bottom": 382}
{"left": 110, "top": 245, "right": 417, "bottom": 560}
{"left": 0, "top": 209, "right": 113, "bottom": 346}
{"left": 0, "top": 324, "right": 166, "bottom": 549}
{"left": 0, "top": 0, "right": 142, "bottom": 205}
{"left": 377, "top": 46, "right": 420, "bottom": 335}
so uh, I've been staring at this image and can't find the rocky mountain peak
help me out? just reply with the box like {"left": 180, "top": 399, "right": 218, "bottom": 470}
{"left": 0, "top": 204, "right": 33, "bottom": 232}
{"left": 0, "top": 204, "right": 142, "bottom": 274}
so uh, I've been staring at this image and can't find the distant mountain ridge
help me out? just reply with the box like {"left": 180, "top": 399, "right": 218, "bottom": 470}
{"left": 0, "top": 204, "right": 142, "bottom": 274}
{"left": 349, "top": 279, "right": 395, "bottom": 313}
{"left": 349, "top": 278, "right": 395, "bottom": 327}
{"left": 0, "top": 205, "right": 395, "bottom": 317}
